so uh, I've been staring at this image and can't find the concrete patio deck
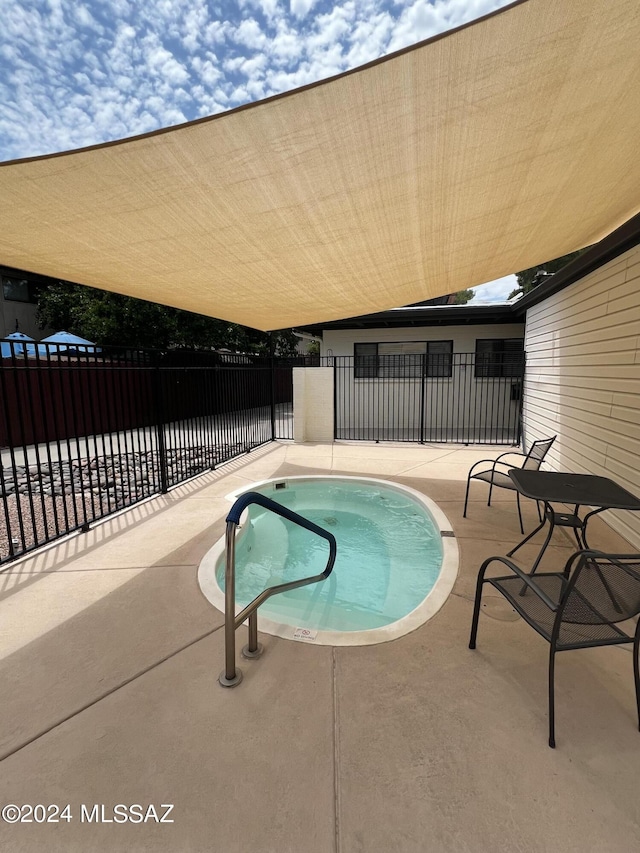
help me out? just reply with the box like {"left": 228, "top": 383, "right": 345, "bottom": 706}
{"left": 0, "top": 441, "right": 638, "bottom": 852}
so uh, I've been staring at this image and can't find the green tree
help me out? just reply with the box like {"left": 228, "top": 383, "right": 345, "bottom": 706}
{"left": 509, "top": 249, "right": 589, "bottom": 299}
{"left": 454, "top": 289, "right": 474, "bottom": 304}
{"left": 36, "top": 281, "right": 298, "bottom": 355}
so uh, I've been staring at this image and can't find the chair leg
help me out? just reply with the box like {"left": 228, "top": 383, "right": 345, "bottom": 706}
{"left": 516, "top": 491, "right": 524, "bottom": 535}
{"left": 487, "top": 480, "right": 493, "bottom": 507}
{"left": 463, "top": 476, "right": 472, "bottom": 519}
{"left": 469, "top": 562, "right": 489, "bottom": 649}
{"left": 634, "top": 627, "right": 640, "bottom": 733}
{"left": 548, "top": 647, "right": 556, "bottom": 748}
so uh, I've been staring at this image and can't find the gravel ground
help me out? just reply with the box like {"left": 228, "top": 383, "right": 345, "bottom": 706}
{"left": 0, "top": 443, "right": 247, "bottom": 564}
{"left": 0, "top": 493, "right": 109, "bottom": 562}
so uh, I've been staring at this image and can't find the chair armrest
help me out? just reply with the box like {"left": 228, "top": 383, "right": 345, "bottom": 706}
{"left": 494, "top": 451, "right": 527, "bottom": 466}
{"left": 479, "top": 555, "right": 559, "bottom": 611}
{"left": 467, "top": 457, "right": 517, "bottom": 477}
{"left": 490, "top": 460, "right": 521, "bottom": 474}
{"left": 468, "top": 453, "right": 527, "bottom": 480}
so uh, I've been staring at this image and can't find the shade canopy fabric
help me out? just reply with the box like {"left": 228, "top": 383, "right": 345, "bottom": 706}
{"left": 1, "top": 0, "right": 639, "bottom": 331}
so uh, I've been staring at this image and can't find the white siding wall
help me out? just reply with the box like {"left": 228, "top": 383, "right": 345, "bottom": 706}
{"left": 523, "top": 244, "right": 640, "bottom": 548}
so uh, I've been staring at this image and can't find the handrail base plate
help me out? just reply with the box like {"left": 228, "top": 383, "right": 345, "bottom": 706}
{"left": 218, "top": 669, "right": 243, "bottom": 688}
{"left": 242, "top": 643, "right": 264, "bottom": 659}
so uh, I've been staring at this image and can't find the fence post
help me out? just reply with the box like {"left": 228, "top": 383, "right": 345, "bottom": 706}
{"left": 516, "top": 351, "right": 526, "bottom": 447}
{"left": 419, "top": 353, "right": 426, "bottom": 443}
{"left": 332, "top": 357, "right": 338, "bottom": 440}
{"left": 152, "top": 353, "right": 169, "bottom": 493}
{"left": 0, "top": 356, "right": 26, "bottom": 558}
{"left": 270, "top": 356, "right": 276, "bottom": 440}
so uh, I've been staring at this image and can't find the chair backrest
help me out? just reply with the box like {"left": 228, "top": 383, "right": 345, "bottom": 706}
{"left": 560, "top": 553, "right": 640, "bottom": 627}
{"left": 522, "top": 435, "right": 556, "bottom": 470}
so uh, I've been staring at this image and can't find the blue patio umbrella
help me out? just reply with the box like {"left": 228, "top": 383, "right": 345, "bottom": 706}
{"left": 39, "top": 331, "right": 99, "bottom": 354}
{"left": 1, "top": 331, "right": 37, "bottom": 358}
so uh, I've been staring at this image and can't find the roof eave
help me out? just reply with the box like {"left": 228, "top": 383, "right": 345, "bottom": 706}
{"left": 513, "top": 211, "right": 640, "bottom": 316}
{"left": 299, "top": 304, "right": 520, "bottom": 336}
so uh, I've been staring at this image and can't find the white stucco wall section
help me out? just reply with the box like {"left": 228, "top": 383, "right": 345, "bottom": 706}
{"left": 321, "top": 323, "right": 526, "bottom": 356}
{"left": 293, "top": 367, "right": 334, "bottom": 442}
{"left": 523, "top": 244, "right": 640, "bottom": 548}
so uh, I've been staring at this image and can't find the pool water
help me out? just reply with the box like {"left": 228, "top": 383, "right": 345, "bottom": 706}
{"left": 215, "top": 478, "right": 444, "bottom": 633}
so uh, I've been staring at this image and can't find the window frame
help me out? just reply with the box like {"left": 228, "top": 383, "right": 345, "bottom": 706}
{"left": 474, "top": 338, "right": 524, "bottom": 379}
{"left": 1, "top": 275, "right": 38, "bottom": 304}
{"left": 354, "top": 340, "right": 454, "bottom": 379}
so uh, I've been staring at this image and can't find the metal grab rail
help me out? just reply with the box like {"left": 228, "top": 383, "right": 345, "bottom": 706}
{"left": 219, "top": 491, "right": 337, "bottom": 687}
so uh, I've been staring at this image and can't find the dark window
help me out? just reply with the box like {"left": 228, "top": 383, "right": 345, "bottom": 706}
{"left": 354, "top": 341, "right": 453, "bottom": 378}
{"left": 426, "top": 340, "right": 453, "bottom": 378}
{"left": 2, "top": 276, "right": 37, "bottom": 303}
{"left": 378, "top": 342, "right": 423, "bottom": 379}
{"left": 475, "top": 338, "right": 524, "bottom": 378}
{"left": 354, "top": 343, "right": 379, "bottom": 378}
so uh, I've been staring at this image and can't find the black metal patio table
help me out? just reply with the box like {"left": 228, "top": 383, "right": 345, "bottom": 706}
{"left": 506, "top": 470, "right": 640, "bottom": 574}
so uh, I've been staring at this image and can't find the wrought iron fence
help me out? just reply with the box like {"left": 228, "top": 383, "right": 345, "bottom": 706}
{"left": 0, "top": 344, "right": 524, "bottom": 563}
{"left": 0, "top": 343, "right": 297, "bottom": 565}
{"left": 332, "top": 352, "right": 524, "bottom": 444}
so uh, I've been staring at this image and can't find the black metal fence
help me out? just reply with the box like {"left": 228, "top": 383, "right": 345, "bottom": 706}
{"left": 0, "top": 344, "right": 523, "bottom": 564}
{"left": 332, "top": 352, "right": 524, "bottom": 444}
{"left": 0, "top": 343, "right": 297, "bottom": 565}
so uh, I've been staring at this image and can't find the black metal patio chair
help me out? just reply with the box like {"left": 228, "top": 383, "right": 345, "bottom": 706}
{"left": 463, "top": 435, "right": 556, "bottom": 533}
{"left": 469, "top": 550, "right": 640, "bottom": 748}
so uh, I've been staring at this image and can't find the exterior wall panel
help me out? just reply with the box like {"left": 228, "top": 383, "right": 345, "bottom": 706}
{"left": 322, "top": 324, "right": 526, "bottom": 357}
{"left": 523, "top": 243, "right": 640, "bottom": 548}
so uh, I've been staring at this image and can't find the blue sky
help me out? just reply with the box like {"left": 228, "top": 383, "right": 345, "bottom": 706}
{"left": 0, "top": 0, "right": 518, "bottom": 302}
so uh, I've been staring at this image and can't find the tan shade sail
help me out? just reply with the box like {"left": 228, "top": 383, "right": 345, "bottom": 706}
{"left": 1, "top": 0, "right": 640, "bottom": 331}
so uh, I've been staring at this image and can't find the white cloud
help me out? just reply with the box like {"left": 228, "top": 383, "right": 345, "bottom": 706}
{"left": 307, "top": 8, "right": 352, "bottom": 49}
{"left": 145, "top": 43, "right": 190, "bottom": 85}
{"left": 346, "top": 12, "right": 394, "bottom": 66}
{"left": 181, "top": 5, "right": 210, "bottom": 51}
{"left": 290, "top": 0, "right": 320, "bottom": 21}
{"left": 387, "top": 0, "right": 506, "bottom": 53}
{"left": 74, "top": 4, "right": 104, "bottom": 33}
{"left": 269, "top": 27, "right": 304, "bottom": 64}
{"left": 234, "top": 18, "right": 268, "bottom": 50}
{"left": 256, "top": 0, "right": 281, "bottom": 22}
{"left": 239, "top": 54, "right": 268, "bottom": 77}
{"left": 471, "top": 275, "right": 518, "bottom": 304}
{"left": 192, "top": 57, "right": 222, "bottom": 87}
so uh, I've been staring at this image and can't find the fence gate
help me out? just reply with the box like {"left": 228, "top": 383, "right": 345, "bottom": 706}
{"left": 333, "top": 352, "right": 524, "bottom": 444}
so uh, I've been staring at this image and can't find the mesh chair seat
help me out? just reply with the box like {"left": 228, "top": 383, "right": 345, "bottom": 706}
{"left": 471, "top": 470, "right": 517, "bottom": 490}
{"left": 487, "top": 573, "right": 633, "bottom": 648}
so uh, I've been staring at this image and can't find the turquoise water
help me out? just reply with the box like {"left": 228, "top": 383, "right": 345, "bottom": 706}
{"left": 216, "top": 479, "right": 443, "bottom": 632}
